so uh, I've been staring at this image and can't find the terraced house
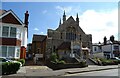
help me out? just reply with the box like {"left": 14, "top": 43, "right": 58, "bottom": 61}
{"left": 0, "top": 9, "right": 29, "bottom": 59}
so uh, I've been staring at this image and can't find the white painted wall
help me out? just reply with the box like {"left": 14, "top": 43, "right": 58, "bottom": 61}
{"left": 92, "top": 45, "right": 102, "bottom": 53}
{"left": 102, "top": 45, "right": 112, "bottom": 52}
{"left": 21, "top": 27, "right": 27, "bottom": 48}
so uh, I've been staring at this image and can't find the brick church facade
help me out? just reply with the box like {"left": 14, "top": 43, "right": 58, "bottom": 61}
{"left": 46, "top": 11, "right": 92, "bottom": 59}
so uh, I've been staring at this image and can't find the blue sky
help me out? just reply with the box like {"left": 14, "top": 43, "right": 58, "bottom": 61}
{"left": 2, "top": 2, "right": 118, "bottom": 43}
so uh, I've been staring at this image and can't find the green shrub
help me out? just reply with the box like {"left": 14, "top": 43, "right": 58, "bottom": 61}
{"left": 2, "top": 62, "right": 9, "bottom": 74}
{"left": 2, "top": 62, "right": 20, "bottom": 75}
{"left": 17, "top": 59, "right": 25, "bottom": 66}
{"left": 50, "top": 53, "right": 58, "bottom": 62}
{"left": 98, "top": 58, "right": 119, "bottom": 65}
{"left": 79, "top": 60, "right": 87, "bottom": 66}
{"left": 58, "top": 60, "right": 66, "bottom": 64}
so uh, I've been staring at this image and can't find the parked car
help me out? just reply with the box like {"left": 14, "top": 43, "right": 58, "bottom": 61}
{"left": 111, "top": 57, "right": 120, "bottom": 61}
{"left": 0, "top": 58, "right": 22, "bottom": 66}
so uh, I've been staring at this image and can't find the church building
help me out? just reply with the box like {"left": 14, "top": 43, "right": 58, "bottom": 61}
{"left": 46, "top": 11, "right": 92, "bottom": 60}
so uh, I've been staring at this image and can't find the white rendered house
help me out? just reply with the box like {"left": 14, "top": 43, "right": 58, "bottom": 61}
{"left": 0, "top": 10, "right": 29, "bottom": 59}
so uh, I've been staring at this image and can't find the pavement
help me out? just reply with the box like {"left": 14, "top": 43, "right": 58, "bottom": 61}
{"left": 1, "top": 65, "right": 119, "bottom": 77}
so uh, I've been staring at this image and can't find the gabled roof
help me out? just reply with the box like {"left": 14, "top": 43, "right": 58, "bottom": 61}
{"left": 0, "top": 9, "right": 24, "bottom": 25}
{"left": 66, "top": 16, "right": 75, "bottom": 22}
{"left": 32, "top": 34, "right": 47, "bottom": 42}
{"left": 0, "top": 10, "right": 7, "bottom": 15}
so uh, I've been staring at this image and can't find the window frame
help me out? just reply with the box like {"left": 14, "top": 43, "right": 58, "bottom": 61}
{"left": 10, "top": 27, "right": 17, "bottom": 38}
{"left": 2, "top": 26, "right": 9, "bottom": 37}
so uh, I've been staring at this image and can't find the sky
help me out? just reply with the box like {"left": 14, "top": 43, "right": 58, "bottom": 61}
{"left": 2, "top": 2, "right": 118, "bottom": 43}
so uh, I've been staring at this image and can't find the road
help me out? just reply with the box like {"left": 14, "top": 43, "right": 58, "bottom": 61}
{"left": 65, "top": 69, "right": 119, "bottom": 76}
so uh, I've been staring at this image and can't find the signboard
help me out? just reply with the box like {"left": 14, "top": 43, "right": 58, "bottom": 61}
{"left": 35, "top": 54, "right": 43, "bottom": 58}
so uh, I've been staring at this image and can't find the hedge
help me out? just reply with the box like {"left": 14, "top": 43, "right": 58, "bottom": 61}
{"left": 1, "top": 62, "right": 20, "bottom": 75}
{"left": 17, "top": 59, "right": 25, "bottom": 66}
{"left": 7, "top": 58, "right": 25, "bottom": 66}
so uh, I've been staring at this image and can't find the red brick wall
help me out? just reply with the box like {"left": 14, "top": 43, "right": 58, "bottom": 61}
{"left": 0, "top": 37, "right": 21, "bottom": 46}
{"left": 20, "top": 46, "right": 26, "bottom": 59}
{"left": 0, "top": 13, "right": 22, "bottom": 25}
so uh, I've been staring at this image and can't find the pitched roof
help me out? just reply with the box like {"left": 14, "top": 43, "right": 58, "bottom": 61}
{"left": 0, "top": 9, "right": 24, "bottom": 25}
{"left": 57, "top": 42, "right": 71, "bottom": 50}
{"left": 32, "top": 34, "right": 47, "bottom": 42}
{"left": 66, "top": 16, "right": 75, "bottom": 22}
{"left": 0, "top": 10, "right": 7, "bottom": 15}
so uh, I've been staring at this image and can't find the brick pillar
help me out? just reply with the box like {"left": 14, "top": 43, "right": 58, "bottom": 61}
{"left": 20, "top": 46, "right": 26, "bottom": 59}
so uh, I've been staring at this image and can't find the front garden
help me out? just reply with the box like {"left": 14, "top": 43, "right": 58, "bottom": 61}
{"left": 90, "top": 57, "right": 120, "bottom": 66}
{"left": 46, "top": 53, "right": 88, "bottom": 70}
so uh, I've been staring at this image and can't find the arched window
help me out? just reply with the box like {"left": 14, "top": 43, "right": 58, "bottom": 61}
{"left": 66, "top": 26, "right": 76, "bottom": 40}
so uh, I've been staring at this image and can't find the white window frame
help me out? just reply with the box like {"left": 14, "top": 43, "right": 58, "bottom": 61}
{"left": 2, "top": 26, "right": 9, "bottom": 37}
{"left": 1, "top": 46, "right": 8, "bottom": 58}
{"left": 15, "top": 47, "right": 20, "bottom": 58}
{"left": 1, "top": 46, "right": 16, "bottom": 58}
{"left": 17, "top": 28, "right": 21, "bottom": 40}
{"left": 10, "top": 27, "right": 17, "bottom": 38}
{"left": 7, "top": 46, "right": 15, "bottom": 58}
{"left": 2, "top": 26, "right": 17, "bottom": 38}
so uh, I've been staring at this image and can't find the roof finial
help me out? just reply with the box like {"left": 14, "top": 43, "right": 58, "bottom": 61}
{"left": 63, "top": 10, "right": 66, "bottom": 22}
{"left": 64, "top": 10, "right": 65, "bottom": 15}
{"left": 77, "top": 13, "right": 78, "bottom": 18}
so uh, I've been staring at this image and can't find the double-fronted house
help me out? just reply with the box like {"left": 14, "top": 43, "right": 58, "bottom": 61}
{"left": 102, "top": 36, "right": 120, "bottom": 59}
{"left": 0, "top": 9, "right": 29, "bottom": 59}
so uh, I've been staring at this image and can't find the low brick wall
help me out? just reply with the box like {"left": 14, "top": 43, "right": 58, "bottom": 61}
{"left": 47, "top": 63, "right": 88, "bottom": 70}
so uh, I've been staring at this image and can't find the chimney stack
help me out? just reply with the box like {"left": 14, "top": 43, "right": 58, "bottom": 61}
{"left": 104, "top": 36, "right": 107, "bottom": 45}
{"left": 24, "top": 11, "right": 29, "bottom": 27}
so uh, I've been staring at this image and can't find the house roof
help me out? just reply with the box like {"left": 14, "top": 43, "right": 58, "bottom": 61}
{"left": 32, "top": 34, "right": 47, "bottom": 42}
{"left": 0, "top": 9, "right": 24, "bottom": 25}
{"left": 0, "top": 10, "right": 7, "bottom": 15}
{"left": 57, "top": 42, "right": 71, "bottom": 50}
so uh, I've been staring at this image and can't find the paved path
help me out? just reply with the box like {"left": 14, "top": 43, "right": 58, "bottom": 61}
{"left": 2, "top": 65, "right": 118, "bottom": 77}
{"left": 65, "top": 69, "right": 118, "bottom": 76}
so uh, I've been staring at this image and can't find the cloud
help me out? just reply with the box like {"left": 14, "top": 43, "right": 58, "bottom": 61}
{"left": 34, "top": 28, "right": 39, "bottom": 31}
{"left": 55, "top": 6, "right": 73, "bottom": 16}
{"left": 56, "top": 6, "right": 72, "bottom": 13}
{"left": 55, "top": 5, "right": 81, "bottom": 18}
{"left": 55, "top": 6, "right": 118, "bottom": 43}
{"left": 79, "top": 9, "right": 118, "bottom": 43}
{"left": 40, "top": 32, "right": 44, "bottom": 34}
{"left": 42, "top": 10, "right": 47, "bottom": 14}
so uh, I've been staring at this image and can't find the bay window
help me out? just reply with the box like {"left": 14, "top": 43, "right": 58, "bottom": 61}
{"left": 0, "top": 46, "right": 20, "bottom": 58}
